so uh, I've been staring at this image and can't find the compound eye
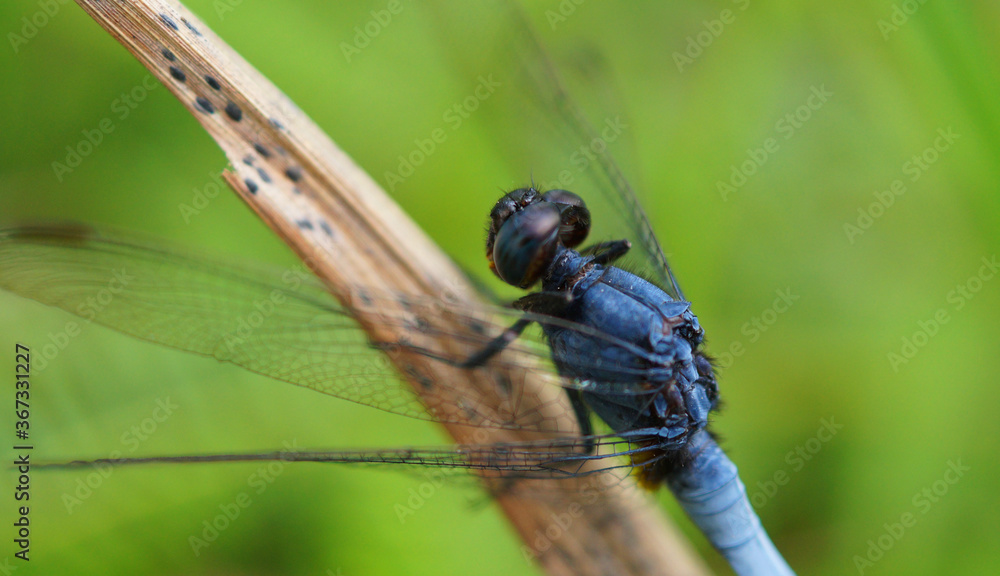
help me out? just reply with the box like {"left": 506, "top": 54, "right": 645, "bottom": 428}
{"left": 542, "top": 189, "right": 584, "bottom": 206}
{"left": 486, "top": 187, "right": 544, "bottom": 260}
{"left": 542, "top": 189, "right": 590, "bottom": 248}
{"left": 491, "top": 202, "right": 561, "bottom": 289}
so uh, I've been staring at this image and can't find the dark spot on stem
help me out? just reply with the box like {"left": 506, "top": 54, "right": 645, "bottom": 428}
{"left": 496, "top": 373, "right": 513, "bottom": 395}
{"left": 253, "top": 142, "right": 271, "bottom": 157}
{"left": 284, "top": 167, "right": 302, "bottom": 182}
{"left": 224, "top": 101, "right": 242, "bottom": 122}
{"left": 168, "top": 66, "right": 186, "bottom": 82}
{"left": 160, "top": 14, "right": 179, "bottom": 31}
{"left": 161, "top": 48, "right": 176, "bottom": 61}
{"left": 204, "top": 75, "right": 221, "bottom": 90}
{"left": 404, "top": 365, "right": 432, "bottom": 389}
{"left": 195, "top": 97, "right": 215, "bottom": 114}
{"left": 256, "top": 167, "right": 271, "bottom": 183}
{"left": 182, "top": 19, "right": 201, "bottom": 36}
{"left": 467, "top": 320, "right": 487, "bottom": 335}
{"left": 244, "top": 179, "right": 259, "bottom": 194}
{"left": 358, "top": 290, "right": 372, "bottom": 305}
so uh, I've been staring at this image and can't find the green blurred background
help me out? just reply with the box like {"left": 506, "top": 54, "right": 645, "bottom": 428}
{"left": 1, "top": 1, "right": 998, "bottom": 574}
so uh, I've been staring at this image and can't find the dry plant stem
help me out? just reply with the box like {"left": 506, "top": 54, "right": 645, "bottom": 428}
{"left": 71, "top": 1, "right": 712, "bottom": 575}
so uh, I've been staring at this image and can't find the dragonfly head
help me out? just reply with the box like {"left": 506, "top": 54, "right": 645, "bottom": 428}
{"left": 487, "top": 187, "right": 591, "bottom": 288}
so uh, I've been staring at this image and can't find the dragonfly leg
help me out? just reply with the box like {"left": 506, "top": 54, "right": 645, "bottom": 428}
{"left": 458, "top": 289, "right": 597, "bottom": 459}
{"left": 581, "top": 239, "right": 631, "bottom": 266}
{"left": 458, "top": 317, "right": 533, "bottom": 368}
{"left": 512, "top": 289, "right": 574, "bottom": 313}
{"left": 458, "top": 291, "right": 573, "bottom": 368}
{"left": 566, "top": 388, "right": 596, "bottom": 454}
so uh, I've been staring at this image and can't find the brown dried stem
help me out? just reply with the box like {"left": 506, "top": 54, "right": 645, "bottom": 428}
{"left": 70, "top": 1, "right": 711, "bottom": 575}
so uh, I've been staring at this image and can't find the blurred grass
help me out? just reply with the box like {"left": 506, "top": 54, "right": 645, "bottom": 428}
{"left": 1, "top": 1, "right": 998, "bottom": 575}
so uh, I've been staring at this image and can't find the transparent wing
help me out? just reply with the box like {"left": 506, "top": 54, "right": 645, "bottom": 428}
{"left": 421, "top": 0, "right": 684, "bottom": 300}
{"left": 41, "top": 430, "right": 690, "bottom": 495}
{"left": 0, "top": 225, "right": 669, "bottom": 434}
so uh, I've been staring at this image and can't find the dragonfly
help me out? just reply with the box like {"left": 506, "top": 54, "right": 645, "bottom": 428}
{"left": 0, "top": 2, "right": 794, "bottom": 575}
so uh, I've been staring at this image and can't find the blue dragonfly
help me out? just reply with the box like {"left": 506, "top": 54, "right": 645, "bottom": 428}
{"left": 0, "top": 1, "right": 794, "bottom": 574}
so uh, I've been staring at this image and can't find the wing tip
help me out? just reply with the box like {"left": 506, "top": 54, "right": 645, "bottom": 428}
{"left": 0, "top": 222, "right": 99, "bottom": 246}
